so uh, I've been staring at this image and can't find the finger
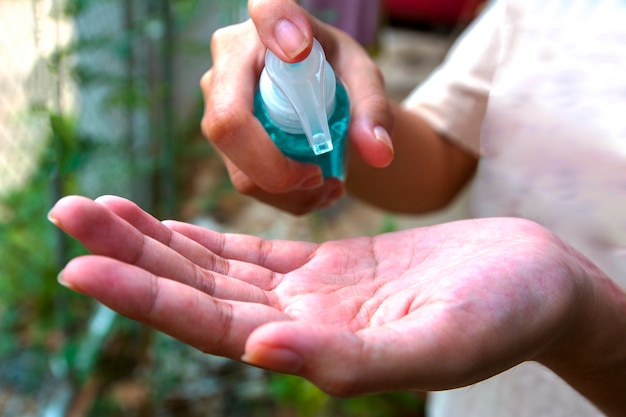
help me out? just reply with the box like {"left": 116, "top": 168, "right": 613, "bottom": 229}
{"left": 230, "top": 173, "right": 345, "bottom": 215}
{"left": 330, "top": 33, "right": 394, "bottom": 169}
{"left": 345, "top": 72, "right": 395, "bottom": 169}
{"left": 163, "top": 220, "right": 318, "bottom": 274}
{"left": 243, "top": 322, "right": 429, "bottom": 396}
{"left": 203, "top": 21, "right": 323, "bottom": 193}
{"left": 60, "top": 256, "right": 289, "bottom": 359}
{"left": 95, "top": 194, "right": 312, "bottom": 282}
{"left": 242, "top": 317, "right": 511, "bottom": 397}
{"left": 94, "top": 195, "right": 228, "bottom": 271}
{"left": 222, "top": 155, "right": 332, "bottom": 212}
{"left": 247, "top": 180, "right": 345, "bottom": 215}
{"left": 93, "top": 194, "right": 320, "bottom": 274}
{"left": 49, "top": 196, "right": 272, "bottom": 302}
{"left": 243, "top": 322, "right": 364, "bottom": 394}
{"left": 248, "top": 0, "right": 314, "bottom": 62}
{"left": 94, "top": 195, "right": 172, "bottom": 243}
{"left": 309, "top": 24, "right": 396, "bottom": 169}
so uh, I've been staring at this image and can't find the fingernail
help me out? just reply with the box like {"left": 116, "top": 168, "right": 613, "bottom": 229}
{"left": 242, "top": 345, "right": 303, "bottom": 374}
{"left": 47, "top": 209, "right": 60, "bottom": 227}
{"left": 57, "top": 269, "right": 70, "bottom": 288}
{"left": 373, "top": 126, "right": 392, "bottom": 150}
{"left": 274, "top": 19, "right": 309, "bottom": 60}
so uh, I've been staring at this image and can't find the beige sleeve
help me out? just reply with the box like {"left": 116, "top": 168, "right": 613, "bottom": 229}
{"left": 402, "top": 1, "right": 506, "bottom": 156}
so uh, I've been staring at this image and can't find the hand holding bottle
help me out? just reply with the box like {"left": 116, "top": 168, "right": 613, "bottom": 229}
{"left": 201, "top": 0, "right": 394, "bottom": 214}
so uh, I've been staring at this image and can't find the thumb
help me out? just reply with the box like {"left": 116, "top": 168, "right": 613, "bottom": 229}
{"left": 248, "top": 0, "right": 314, "bottom": 62}
{"left": 243, "top": 321, "right": 367, "bottom": 396}
{"left": 242, "top": 321, "right": 426, "bottom": 397}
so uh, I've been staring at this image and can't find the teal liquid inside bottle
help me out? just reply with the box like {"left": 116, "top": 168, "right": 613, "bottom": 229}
{"left": 254, "top": 79, "right": 350, "bottom": 179}
{"left": 253, "top": 39, "right": 350, "bottom": 180}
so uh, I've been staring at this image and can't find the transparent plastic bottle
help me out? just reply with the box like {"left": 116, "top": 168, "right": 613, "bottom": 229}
{"left": 254, "top": 39, "right": 350, "bottom": 180}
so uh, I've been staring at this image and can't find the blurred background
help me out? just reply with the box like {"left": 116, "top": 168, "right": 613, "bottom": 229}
{"left": 0, "top": 0, "right": 483, "bottom": 415}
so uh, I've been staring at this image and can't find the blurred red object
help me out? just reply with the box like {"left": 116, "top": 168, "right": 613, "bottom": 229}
{"left": 384, "top": 0, "right": 486, "bottom": 26}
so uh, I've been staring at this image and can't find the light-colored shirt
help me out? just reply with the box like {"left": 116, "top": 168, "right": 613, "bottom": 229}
{"left": 404, "top": 0, "right": 626, "bottom": 415}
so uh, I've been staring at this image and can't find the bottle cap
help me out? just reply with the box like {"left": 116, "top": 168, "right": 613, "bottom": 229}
{"left": 259, "top": 39, "right": 336, "bottom": 155}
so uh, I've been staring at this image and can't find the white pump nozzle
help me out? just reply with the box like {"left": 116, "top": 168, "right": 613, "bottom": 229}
{"left": 260, "top": 39, "right": 336, "bottom": 155}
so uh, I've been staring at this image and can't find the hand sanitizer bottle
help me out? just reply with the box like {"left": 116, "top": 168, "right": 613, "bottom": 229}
{"left": 254, "top": 39, "right": 350, "bottom": 180}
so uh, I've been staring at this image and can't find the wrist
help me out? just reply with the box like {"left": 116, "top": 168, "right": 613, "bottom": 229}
{"left": 537, "top": 249, "right": 626, "bottom": 416}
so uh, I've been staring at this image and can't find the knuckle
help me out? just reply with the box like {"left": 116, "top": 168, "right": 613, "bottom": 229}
{"left": 210, "top": 25, "right": 236, "bottom": 53}
{"left": 211, "top": 20, "right": 257, "bottom": 57}
{"left": 260, "top": 175, "right": 298, "bottom": 195}
{"left": 199, "top": 68, "right": 213, "bottom": 92}
{"left": 371, "top": 62, "right": 386, "bottom": 85}
{"left": 201, "top": 101, "right": 247, "bottom": 146}
{"left": 369, "top": 90, "right": 393, "bottom": 115}
{"left": 247, "top": 0, "right": 271, "bottom": 20}
{"left": 230, "top": 173, "right": 258, "bottom": 197}
{"left": 360, "top": 56, "right": 384, "bottom": 83}
{"left": 319, "top": 374, "right": 362, "bottom": 398}
{"left": 238, "top": 183, "right": 322, "bottom": 215}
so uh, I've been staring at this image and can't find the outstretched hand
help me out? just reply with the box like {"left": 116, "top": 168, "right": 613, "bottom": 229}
{"left": 49, "top": 195, "right": 591, "bottom": 397}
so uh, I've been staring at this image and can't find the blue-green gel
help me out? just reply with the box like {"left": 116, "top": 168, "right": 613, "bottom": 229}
{"left": 254, "top": 80, "right": 350, "bottom": 180}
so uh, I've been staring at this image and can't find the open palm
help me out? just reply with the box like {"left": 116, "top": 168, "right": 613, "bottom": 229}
{"left": 49, "top": 195, "right": 582, "bottom": 396}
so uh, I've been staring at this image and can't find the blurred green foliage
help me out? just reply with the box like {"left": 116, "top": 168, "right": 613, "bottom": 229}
{"left": 0, "top": 113, "right": 90, "bottom": 358}
{"left": 269, "top": 374, "right": 424, "bottom": 417}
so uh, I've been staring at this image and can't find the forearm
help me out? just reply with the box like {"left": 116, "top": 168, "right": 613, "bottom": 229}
{"left": 539, "top": 253, "right": 626, "bottom": 417}
{"left": 346, "top": 102, "right": 478, "bottom": 214}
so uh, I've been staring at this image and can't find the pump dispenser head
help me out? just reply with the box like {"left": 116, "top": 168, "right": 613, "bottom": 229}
{"left": 259, "top": 39, "right": 336, "bottom": 155}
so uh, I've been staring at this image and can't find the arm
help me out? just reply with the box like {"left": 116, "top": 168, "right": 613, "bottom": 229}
{"left": 347, "top": 102, "right": 477, "bottom": 213}
{"left": 348, "top": 1, "right": 511, "bottom": 213}
{"left": 537, "top": 257, "right": 626, "bottom": 417}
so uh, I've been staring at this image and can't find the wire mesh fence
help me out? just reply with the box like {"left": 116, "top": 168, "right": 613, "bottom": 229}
{"left": 0, "top": 0, "right": 73, "bottom": 196}
{"left": 0, "top": 0, "right": 248, "bottom": 199}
